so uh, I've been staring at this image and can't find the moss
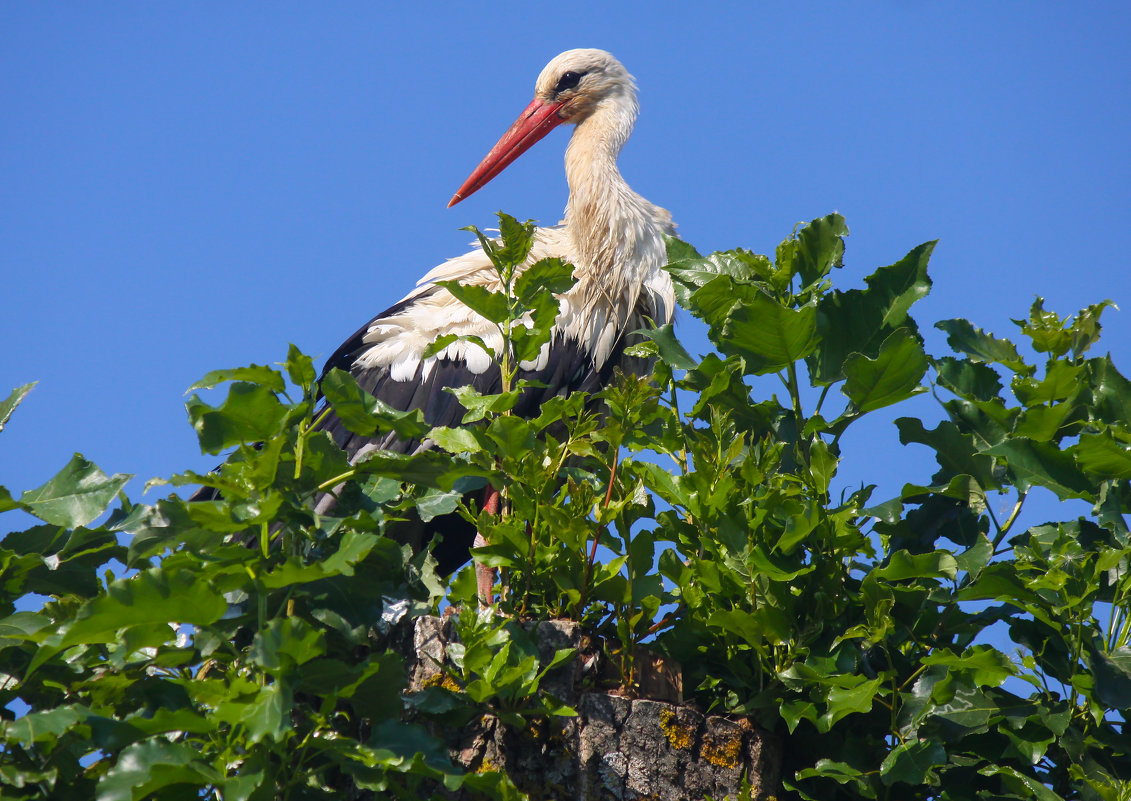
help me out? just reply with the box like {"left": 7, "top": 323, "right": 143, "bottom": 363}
{"left": 658, "top": 707, "right": 693, "bottom": 750}
{"left": 700, "top": 729, "right": 743, "bottom": 769}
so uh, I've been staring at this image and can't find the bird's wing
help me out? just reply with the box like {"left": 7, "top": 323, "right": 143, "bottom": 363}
{"left": 315, "top": 234, "right": 597, "bottom": 462}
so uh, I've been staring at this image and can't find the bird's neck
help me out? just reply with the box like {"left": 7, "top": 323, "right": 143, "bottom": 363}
{"left": 562, "top": 102, "right": 661, "bottom": 290}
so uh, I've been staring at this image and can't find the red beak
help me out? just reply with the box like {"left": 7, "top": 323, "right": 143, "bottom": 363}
{"left": 448, "top": 98, "right": 567, "bottom": 207}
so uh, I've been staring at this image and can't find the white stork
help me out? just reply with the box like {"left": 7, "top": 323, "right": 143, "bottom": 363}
{"left": 316, "top": 49, "right": 675, "bottom": 589}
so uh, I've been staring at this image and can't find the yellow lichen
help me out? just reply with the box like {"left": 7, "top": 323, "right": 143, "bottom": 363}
{"left": 421, "top": 672, "right": 462, "bottom": 692}
{"left": 658, "top": 707, "right": 693, "bottom": 750}
{"left": 700, "top": 730, "right": 743, "bottom": 769}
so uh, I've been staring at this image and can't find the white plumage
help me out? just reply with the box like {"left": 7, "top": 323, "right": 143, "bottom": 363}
{"left": 317, "top": 48, "right": 676, "bottom": 577}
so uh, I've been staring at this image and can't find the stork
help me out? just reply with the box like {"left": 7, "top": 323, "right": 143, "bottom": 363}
{"left": 316, "top": 49, "right": 675, "bottom": 598}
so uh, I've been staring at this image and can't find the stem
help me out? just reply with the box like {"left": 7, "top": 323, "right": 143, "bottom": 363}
{"left": 998, "top": 492, "right": 1027, "bottom": 540}
{"left": 813, "top": 383, "right": 832, "bottom": 417}
{"left": 500, "top": 320, "right": 514, "bottom": 396}
{"left": 293, "top": 428, "right": 306, "bottom": 481}
{"left": 669, "top": 382, "right": 689, "bottom": 474}
{"left": 576, "top": 452, "right": 620, "bottom": 616}
{"left": 990, "top": 491, "right": 1027, "bottom": 550}
{"left": 316, "top": 469, "right": 358, "bottom": 494}
{"left": 1116, "top": 612, "right": 1131, "bottom": 652}
{"left": 575, "top": 524, "right": 605, "bottom": 619}
{"left": 785, "top": 361, "right": 804, "bottom": 423}
{"left": 603, "top": 449, "right": 620, "bottom": 509}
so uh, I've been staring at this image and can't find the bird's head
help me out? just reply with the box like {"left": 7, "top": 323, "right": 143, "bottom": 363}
{"left": 533, "top": 49, "right": 637, "bottom": 124}
{"left": 449, "top": 49, "right": 636, "bottom": 207}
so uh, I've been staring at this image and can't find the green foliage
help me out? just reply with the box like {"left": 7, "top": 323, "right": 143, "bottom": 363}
{"left": 1, "top": 212, "right": 1129, "bottom": 799}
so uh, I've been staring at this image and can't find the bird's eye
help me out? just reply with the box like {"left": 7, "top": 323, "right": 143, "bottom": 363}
{"left": 554, "top": 71, "right": 585, "bottom": 93}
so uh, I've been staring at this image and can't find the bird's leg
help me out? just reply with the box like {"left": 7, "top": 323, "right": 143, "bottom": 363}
{"left": 475, "top": 486, "right": 500, "bottom": 606}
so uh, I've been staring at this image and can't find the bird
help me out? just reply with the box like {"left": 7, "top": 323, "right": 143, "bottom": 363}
{"left": 308, "top": 49, "right": 675, "bottom": 593}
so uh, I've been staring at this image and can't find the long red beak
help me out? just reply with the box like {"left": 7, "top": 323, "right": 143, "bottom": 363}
{"left": 448, "top": 98, "right": 567, "bottom": 207}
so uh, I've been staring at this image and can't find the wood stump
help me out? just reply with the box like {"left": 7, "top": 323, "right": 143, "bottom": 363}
{"left": 398, "top": 616, "right": 781, "bottom": 801}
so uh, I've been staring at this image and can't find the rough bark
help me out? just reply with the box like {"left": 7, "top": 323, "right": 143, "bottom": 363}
{"left": 397, "top": 616, "right": 781, "bottom": 801}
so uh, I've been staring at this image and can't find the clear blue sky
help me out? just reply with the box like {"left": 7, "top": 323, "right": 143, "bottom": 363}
{"left": 3, "top": 3, "right": 1130, "bottom": 533}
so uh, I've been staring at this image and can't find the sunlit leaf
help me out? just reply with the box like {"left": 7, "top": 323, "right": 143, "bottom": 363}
{"left": 1073, "top": 431, "right": 1131, "bottom": 479}
{"left": 935, "top": 318, "right": 1029, "bottom": 372}
{"left": 20, "top": 454, "right": 132, "bottom": 527}
{"left": 186, "top": 381, "right": 291, "bottom": 453}
{"left": 0, "top": 381, "right": 36, "bottom": 432}
{"left": 186, "top": 363, "right": 286, "bottom": 393}
{"left": 638, "top": 323, "right": 696, "bottom": 370}
{"left": 921, "top": 645, "right": 1014, "bottom": 687}
{"left": 514, "top": 256, "right": 576, "bottom": 303}
{"left": 808, "top": 241, "right": 934, "bottom": 384}
{"left": 794, "top": 212, "right": 848, "bottom": 286}
{"left": 842, "top": 328, "right": 928, "bottom": 412}
{"left": 665, "top": 250, "right": 770, "bottom": 308}
{"left": 983, "top": 437, "right": 1093, "bottom": 500}
{"left": 436, "top": 280, "right": 510, "bottom": 324}
{"left": 320, "top": 367, "right": 430, "bottom": 440}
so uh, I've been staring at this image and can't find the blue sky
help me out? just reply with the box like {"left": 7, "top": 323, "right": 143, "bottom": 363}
{"left": 3, "top": 3, "right": 1130, "bottom": 535}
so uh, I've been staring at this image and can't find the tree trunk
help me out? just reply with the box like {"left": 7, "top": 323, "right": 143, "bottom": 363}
{"left": 399, "top": 616, "right": 781, "bottom": 801}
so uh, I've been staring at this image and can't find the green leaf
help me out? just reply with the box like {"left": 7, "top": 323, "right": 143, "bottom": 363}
{"left": 260, "top": 530, "right": 378, "bottom": 587}
{"left": 0, "top": 382, "right": 36, "bottom": 432}
{"left": 794, "top": 212, "right": 848, "bottom": 286}
{"left": 871, "top": 549, "right": 958, "bottom": 582}
{"left": 1085, "top": 642, "right": 1131, "bottom": 710}
{"left": 429, "top": 426, "right": 484, "bottom": 454}
{"left": 880, "top": 739, "right": 945, "bottom": 786}
{"left": 284, "top": 342, "right": 317, "bottom": 388}
{"left": 896, "top": 418, "right": 998, "bottom": 490}
{"left": 1073, "top": 431, "right": 1131, "bottom": 479}
{"left": 794, "top": 759, "right": 868, "bottom": 791}
{"left": 4, "top": 704, "right": 85, "bottom": 745}
{"left": 20, "top": 453, "right": 132, "bottom": 527}
{"left": 416, "top": 487, "right": 463, "bottom": 522}
{"left": 933, "top": 356, "right": 1003, "bottom": 402}
{"left": 486, "top": 415, "right": 536, "bottom": 460}
{"left": 1069, "top": 299, "right": 1116, "bottom": 360}
{"left": 983, "top": 437, "right": 1093, "bottom": 500}
{"left": 665, "top": 250, "right": 770, "bottom": 308}
{"left": 448, "top": 384, "right": 521, "bottom": 422}
{"left": 808, "top": 241, "right": 934, "bottom": 383}
{"left": 186, "top": 363, "right": 286, "bottom": 393}
{"left": 186, "top": 382, "right": 290, "bottom": 453}
{"left": 320, "top": 368, "right": 430, "bottom": 441}
{"left": 437, "top": 280, "right": 510, "bottom": 324}
{"left": 514, "top": 256, "right": 576, "bottom": 303}
{"left": 97, "top": 740, "right": 220, "bottom": 801}
{"left": 842, "top": 328, "right": 928, "bottom": 412}
{"left": 665, "top": 235, "right": 701, "bottom": 262}
{"left": 1016, "top": 297, "right": 1072, "bottom": 357}
{"left": 1084, "top": 355, "right": 1131, "bottom": 426}
{"left": 638, "top": 323, "right": 696, "bottom": 370}
{"left": 819, "top": 676, "right": 884, "bottom": 731}
{"left": 693, "top": 279, "right": 818, "bottom": 372}
{"left": 921, "top": 645, "right": 1014, "bottom": 687}
{"left": 976, "top": 764, "right": 1064, "bottom": 801}
{"left": 935, "top": 318, "right": 1029, "bottom": 372}
{"left": 250, "top": 617, "right": 326, "bottom": 672}
{"left": 1011, "top": 360, "right": 1082, "bottom": 407}
{"left": 495, "top": 212, "right": 536, "bottom": 266}
{"left": 57, "top": 567, "right": 227, "bottom": 651}
{"left": 1012, "top": 403, "right": 1073, "bottom": 441}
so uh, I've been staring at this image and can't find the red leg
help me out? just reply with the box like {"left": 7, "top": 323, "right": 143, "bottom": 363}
{"left": 475, "top": 486, "right": 500, "bottom": 606}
